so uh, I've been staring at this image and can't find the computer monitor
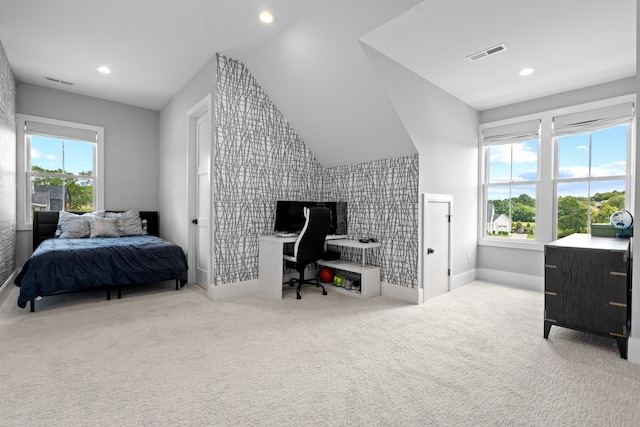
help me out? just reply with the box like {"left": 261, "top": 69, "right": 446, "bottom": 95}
{"left": 274, "top": 201, "right": 309, "bottom": 234}
{"left": 274, "top": 201, "right": 347, "bottom": 235}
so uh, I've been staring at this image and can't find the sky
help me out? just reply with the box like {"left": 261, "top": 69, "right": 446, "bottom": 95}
{"left": 30, "top": 135, "right": 94, "bottom": 175}
{"left": 488, "top": 124, "right": 627, "bottom": 199}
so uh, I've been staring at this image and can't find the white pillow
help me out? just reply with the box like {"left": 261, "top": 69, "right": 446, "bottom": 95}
{"left": 84, "top": 209, "right": 106, "bottom": 218}
{"left": 58, "top": 211, "right": 90, "bottom": 238}
{"left": 89, "top": 217, "right": 120, "bottom": 238}
{"left": 105, "top": 209, "right": 147, "bottom": 236}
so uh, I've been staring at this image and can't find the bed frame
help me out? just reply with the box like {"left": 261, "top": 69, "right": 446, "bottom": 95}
{"left": 26, "top": 210, "right": 182, "bottom": 312}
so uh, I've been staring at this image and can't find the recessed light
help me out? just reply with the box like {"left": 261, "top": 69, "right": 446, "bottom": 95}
{"left": 519, "top": 67, "right": 535, "bottom": 76}
{"left": 97, "top": 66, "right": 112, "bottom": 74}
{"left": 259, "top": 10, "right": 275, "bottom": 24}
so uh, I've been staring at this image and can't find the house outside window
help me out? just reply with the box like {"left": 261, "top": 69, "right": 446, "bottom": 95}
{"left": 16, "top": 114, "right": 104, "bottom": 230}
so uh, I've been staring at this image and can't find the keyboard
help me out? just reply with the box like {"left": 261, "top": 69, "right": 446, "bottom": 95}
{"left": 276, "top": 232, "right": 298, "bottom": 237}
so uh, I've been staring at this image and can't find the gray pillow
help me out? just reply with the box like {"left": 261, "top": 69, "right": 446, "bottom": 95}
{"left": 89, "top": 217, "right": 120, "bottom": 238}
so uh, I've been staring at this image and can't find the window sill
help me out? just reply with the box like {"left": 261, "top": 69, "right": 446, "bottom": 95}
{"left": 17, "top": 222, "right": 33, "bottom": 232}
{"left": 479, "top": 236, "right": 544, "bottom": 251}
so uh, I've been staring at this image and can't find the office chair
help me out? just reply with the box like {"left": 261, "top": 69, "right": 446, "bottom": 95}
{"left": 283, "top": 206, "right": 332, "bottom": 299}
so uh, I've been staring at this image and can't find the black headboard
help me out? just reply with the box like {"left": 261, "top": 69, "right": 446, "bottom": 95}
{"left": 33, "top": 211, "right": 160, "bottom": 250}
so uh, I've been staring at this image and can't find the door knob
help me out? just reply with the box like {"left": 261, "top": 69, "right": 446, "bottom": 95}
{"left": 192, "top": 219, "right": 198, "bottom": 225}
{"left": 427, "top": 248, "right": 435, "bottom": 254}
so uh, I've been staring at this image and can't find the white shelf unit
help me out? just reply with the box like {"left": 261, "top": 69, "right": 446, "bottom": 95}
{"left": 316, "top": 259, "right": 380, "bottom": 298}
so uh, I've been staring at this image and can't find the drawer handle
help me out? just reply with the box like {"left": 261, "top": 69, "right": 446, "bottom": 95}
{"left": 544, "top": 264, "right": 557, "bottom": 269}
{"left": 544, "top": 291, "right": 557, "bottom": 296}
{"left": 609, "top": 325, "right": 628, "bottom": 338}
{"left": 610, "top": 272, "right": 627, "bottom": 277}
{"left": 609, "top": 302, "right": 627, "bottom": 308}
{"left": 544, "top": 310, "right": 557, "bottom": 323}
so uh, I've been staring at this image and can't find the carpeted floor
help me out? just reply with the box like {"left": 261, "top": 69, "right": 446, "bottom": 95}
{"left": 1, "top": 280, "right": 639, "bottom": 426}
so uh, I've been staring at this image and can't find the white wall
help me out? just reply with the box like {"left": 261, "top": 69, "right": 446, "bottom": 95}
{"left": 15, "top": 82, "right": 160, "bottom": 265}
{"left": 361, "top": 44, "right": 479, "bottom": 288}
{"left": 158, "top": 57, "right": 216, "bottom": 250}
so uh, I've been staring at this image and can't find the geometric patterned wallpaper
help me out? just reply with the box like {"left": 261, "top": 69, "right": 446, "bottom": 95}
{"left": 214, "top": 54, "right": 324, "bottom": 285}
{"left": 0, "top": 40, "right": 16, "bottom": 287}
{"left": 214, "top": 54, "right": 418, "bottom": 288}
{"left": 323, "top": 156, "right": 419, "bottom": 287}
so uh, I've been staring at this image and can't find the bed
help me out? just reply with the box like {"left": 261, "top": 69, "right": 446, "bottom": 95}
{"left": 14, "top": 210, "right": 188, "bottom": 311}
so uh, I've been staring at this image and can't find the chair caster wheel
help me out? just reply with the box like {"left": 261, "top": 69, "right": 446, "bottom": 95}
{"left": 297, "top": 294, "right": 301, "bottom": 300}
{"left": 322, "top": 290, "right": 327, "bottom": 295}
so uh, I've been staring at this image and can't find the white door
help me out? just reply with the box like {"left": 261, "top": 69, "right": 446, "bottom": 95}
{"left": 194, "top": 111, "right": 210, "bottom": 288}
{"left": 187, "top": 95, "right": 212, "bottom": 290}
{"left": 423, "top": 195, "right": 452, "bottom": 301}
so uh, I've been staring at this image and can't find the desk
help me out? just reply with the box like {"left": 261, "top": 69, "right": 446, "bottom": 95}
{"left": 326, "top": 239, "right": 381, "bottom": 266}
{"left": 258, "top": 235, "right": 380, "bottom": 300}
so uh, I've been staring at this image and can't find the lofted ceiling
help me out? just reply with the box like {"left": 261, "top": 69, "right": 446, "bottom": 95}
{"left": 0, "top": 0, "right": 635, "bottom": 166}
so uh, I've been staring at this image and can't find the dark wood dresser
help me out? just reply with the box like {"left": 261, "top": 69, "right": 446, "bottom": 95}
{"left": 544, "top": 233, "right": 631, "bottom": 359}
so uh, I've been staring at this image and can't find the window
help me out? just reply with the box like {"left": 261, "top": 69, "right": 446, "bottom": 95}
{"left": 16, "top": 114, "right": 104, "bottom": 230}
{"left": 482, "top": 120, "right": 540, "bottom": 241}
{"left": 479, "top": 95, "right": 635, "bottom": 248}
{"left": 553, "top": 103, "right": 633, "bottom": 238}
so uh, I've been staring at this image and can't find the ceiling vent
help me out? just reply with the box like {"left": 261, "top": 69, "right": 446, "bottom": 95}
{"left": 44, "top": 76, "right": 75, "bottom": 86}
{"left": 466, "top": 43, "right": 507, "bottom": 62}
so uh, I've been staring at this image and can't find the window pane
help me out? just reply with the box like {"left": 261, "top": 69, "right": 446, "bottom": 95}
{"left": 30, "top": 136, "right": 94, "bottom": 175}
{"left": 488, "top": 140, "right": 537, "bottom": 183}
{"left": 591, "top": 180, "right": 626, "bottom": 223}
{"left": 557, "top": 182, "right": 589, "bottom": 238}
{"left": 511, "top": 140, "right": 537, "bottom": 181}
{"left": 31, "top": 177, "right": 70, "bottom": 213}
{"left": 591, "top": 126, "right": 626, "bottom": 177}
{"left": 510, "top": 185, "right": 536, "bottom": 239}
{"left": 67, "top": 177, "right": 94, "bottom": 211}
{"left": 486, "top": 184, "right": 536, "bottom": 239}
{"left": 557, "top": 133, "right": 589, "bottom": 179}
{"left": 64, "top": 140, "right": 94, "bottom": 175}
{"left": 31, "top": 135, "right": 63, "bottom": 172}
{"left": 488, "top": 145, "right": 511, "bottom": 183}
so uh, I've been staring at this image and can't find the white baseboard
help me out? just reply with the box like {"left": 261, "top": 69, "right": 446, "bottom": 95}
{"left": 381, "top": 281, "right": 421, "bottom": 304}
{"left": 451, "top": 269, "right": 477, "bottom": 291}
{"left": 477, "top": 268, "right": 543, "bottom": 292}
{"left": 0, "top": 269, "right": 19, "bottom": 305}
{"left": 381, "top": 270, "right": 478, "bottom": 305}
{"left": 628, "top": 337, "right": 640, "bottom": 365}
{"left": 207, "top": 279, "right": 258, "bottom": 300}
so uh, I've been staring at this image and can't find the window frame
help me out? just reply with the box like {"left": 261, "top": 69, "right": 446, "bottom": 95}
{"left": 16, "top": 114, "right": 104, "bottom": 231}
{"left": 478, "top": 94, "right": 635, "bottom": 251}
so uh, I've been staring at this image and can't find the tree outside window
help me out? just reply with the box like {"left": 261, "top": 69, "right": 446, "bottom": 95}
{"left": 555, "top": 125, "right": 628, "bottom": 238}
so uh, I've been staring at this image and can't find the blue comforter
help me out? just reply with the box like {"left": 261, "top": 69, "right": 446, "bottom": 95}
{"left": 14, "top": 235, "right": 188, "bottom": 308}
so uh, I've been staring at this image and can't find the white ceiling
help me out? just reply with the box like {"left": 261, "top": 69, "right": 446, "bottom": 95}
{"left": 0, "top": 0, "right": 636, "bottom": 165}
{"left": 0, "top": 0, "right": 318, "bottom": 110}
{"left": 361, "top": 0, "right": 636, "bottom": 111}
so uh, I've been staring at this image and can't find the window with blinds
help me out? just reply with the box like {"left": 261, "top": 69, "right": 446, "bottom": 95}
{"left": 482, "top": 120, "right": 540, "bottom": 241}
{"left": 553, "top": 102, "right": 633, "bottom": 238}
{"left": 479, "top": 95, "right": 635, "bottom": 247}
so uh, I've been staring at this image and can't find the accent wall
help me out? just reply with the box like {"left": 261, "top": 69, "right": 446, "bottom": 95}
{"left": 0, "top": 41, "right": 16, "bottom": 289}
{"left": 214, "top": 54, "right": 419, "bottom": 288}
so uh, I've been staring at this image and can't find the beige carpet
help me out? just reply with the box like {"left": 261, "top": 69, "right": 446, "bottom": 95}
{"left": 1, "top": 280, "right": 639, "bottom": 427}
